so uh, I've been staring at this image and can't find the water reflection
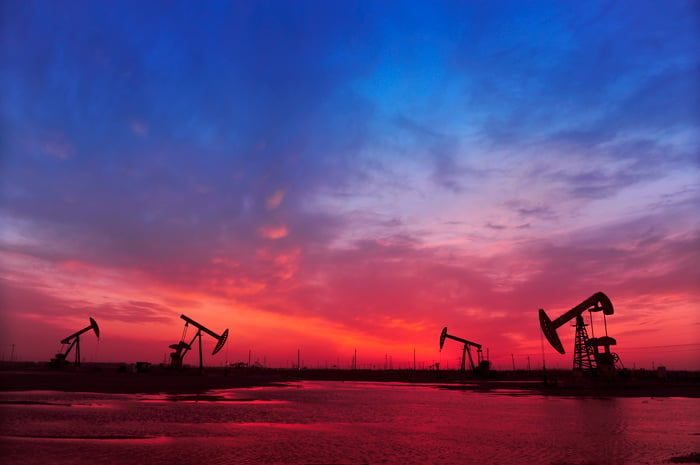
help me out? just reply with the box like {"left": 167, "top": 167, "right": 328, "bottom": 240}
{"left": 1, "top": 382, "right": 697, "bottom": 465}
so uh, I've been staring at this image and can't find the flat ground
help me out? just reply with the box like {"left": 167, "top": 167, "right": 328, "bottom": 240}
{"left": 1, "top": 366, "right": 698, "bottom": 397}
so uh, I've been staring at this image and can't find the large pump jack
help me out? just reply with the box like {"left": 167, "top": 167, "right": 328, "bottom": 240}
{"left": 439, "top": 327, "right": 490, "bottom": 373}
{"left": 539, "top": 292, "right": 622, "bottom": 376}
{"left": 169, "top": 314, "right": 229, "bottom": 373}
{"left": 50, "top": 317, "right": 100, "bottom": 368}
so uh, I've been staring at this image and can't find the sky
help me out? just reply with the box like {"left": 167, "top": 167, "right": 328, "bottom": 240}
{"left": 1, "top": 1, "right": 699, "bottom": 371}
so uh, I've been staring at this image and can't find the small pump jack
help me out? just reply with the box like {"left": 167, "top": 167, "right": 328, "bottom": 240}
{"left": 50, "top": 317, "right": 100, "bottom": 368}
{"left": 439, "top": 327, "right": 490, "bottom": 373}
{"left": 169, "top": 314, "right": 229, "bottom": 373}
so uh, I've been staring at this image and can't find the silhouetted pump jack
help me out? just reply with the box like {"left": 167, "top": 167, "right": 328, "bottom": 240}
{"left": 539, "top": 291, "right": 622, "bottom": 376}
{"left": 50, "top": 317, "right": 100, "bottom": 368}
{"left": 439, "top": 327, "right": 490, "bottom": 373}
{"left": 169, "top": 314, "right": 229, "bottom": 373}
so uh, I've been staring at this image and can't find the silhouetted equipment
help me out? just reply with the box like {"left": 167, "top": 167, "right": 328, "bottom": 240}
{"left": 169, "top": 314, "right": 229, "bottom": 373}
{"left": 539, "top": 292, "right": 622, "bottom": 376}
{"left": 572, "top": 315, "right": 595, "bottom": 373}
{"left": 439, "top": 327, "right": 490, "bottom": 373}
{"left": 538, "top": 292, "right": 613, "bottom": 354}
{"left": 50, "top": 317, "right": 100, "bottom": 368}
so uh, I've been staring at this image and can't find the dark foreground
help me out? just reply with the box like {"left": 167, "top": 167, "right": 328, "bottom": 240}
{"left": 3, "top": 377, "right": 698, "bottom": 465}
{"left": 1, "top": 365, "right": 698, "bottom": 397}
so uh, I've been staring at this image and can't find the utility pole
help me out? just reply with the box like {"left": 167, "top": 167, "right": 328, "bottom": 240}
{"left": 198, "top": 331, "right": 203, "bottom": 375}
{"left": 414, "top": 347, "right": 416, "bottom": 371}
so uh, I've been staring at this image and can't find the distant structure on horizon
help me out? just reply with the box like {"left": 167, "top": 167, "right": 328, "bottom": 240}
{"left": 439, "top": 327, "right": 490, "bottom": 374}
{"left": 49, "top": 317, "right": 100, "bottom": 368}
{"left": 169, "top": 314, "right": 229, "bottom": 373}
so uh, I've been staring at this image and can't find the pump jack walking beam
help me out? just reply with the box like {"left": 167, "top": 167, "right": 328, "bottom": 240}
{"left": 51, "top": 317, "right": 100, "bottom": 368}
{"left": 538, "top": 291, "right": 621, "bottom": 376}
{"left": 169, "top": 314, "right": 229, "bottom": 373}
{"left": 440, "top": 327, "right": 483, "bottom": 372}
{"left": 538, "top": 292, "right": 613, "bottom": 354}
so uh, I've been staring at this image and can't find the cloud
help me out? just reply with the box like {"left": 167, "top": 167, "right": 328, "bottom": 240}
{"left": 394, "top": 116, "right": 466, "bottom": 192}
{"left": 76, "top": 300, "right": 177, "bottom": 324}
{"left": 259, "top": 225, "right": 289, "bottom": 240}
{"left": 266, "top": 190, "right": 285, "bottom": 210}
{"left": 0, "top": 277, "right": 176, "bottom": 323}
{"left": 503, "top": 200, "right": 558, "bottom": 222}
{"left": 1, "top": 1, "right": 698, "bottom": 367}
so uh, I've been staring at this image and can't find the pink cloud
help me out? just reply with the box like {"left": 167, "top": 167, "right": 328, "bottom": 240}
{"left": 1, "top": 195, "right": 698, "bottom": 369}
{"left": 259, "top": 224, "right": 289, "bottom": 239}
{"left": 266, "top": 190, "right": 285, "bottom": 210}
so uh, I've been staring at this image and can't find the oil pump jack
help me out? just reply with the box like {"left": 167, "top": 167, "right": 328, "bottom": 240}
{"left": 169, "top": 314, "right": 229, "bottom": 373}
{"left": 539, "top": 291, "right": 622, "bottom": 376}
{"left": 439, "top": 327, "right": 490, "bottom": 374}
{"left": 50, "top": 317, "right": 100, "bottom": 368}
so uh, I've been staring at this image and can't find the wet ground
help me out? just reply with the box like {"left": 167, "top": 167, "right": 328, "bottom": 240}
{"left": 1, "top": 380, "right": 698, "bottom": 465}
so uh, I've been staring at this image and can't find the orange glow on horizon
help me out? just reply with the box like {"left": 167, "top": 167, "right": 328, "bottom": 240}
{"left": 1, "top": 235, "right": 698, "bottom": 370}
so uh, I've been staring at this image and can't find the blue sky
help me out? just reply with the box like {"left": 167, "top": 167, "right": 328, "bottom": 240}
{"left": 1, "top": 1, "right": 699, "bottom": 369}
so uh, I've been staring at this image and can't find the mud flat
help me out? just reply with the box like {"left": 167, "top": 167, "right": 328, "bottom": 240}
{"left": 437, "top": 378, "right": 700, "bottom": 398}
{"left": 1, "top": 366, "right": 698, "bottom": 397}
{"left": 0, "top": 368, "right": 286, "bottom": 394}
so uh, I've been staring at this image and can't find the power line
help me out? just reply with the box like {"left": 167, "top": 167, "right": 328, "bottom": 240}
{"left": 620, "top": 343, "right": 700, "bottom": 351}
